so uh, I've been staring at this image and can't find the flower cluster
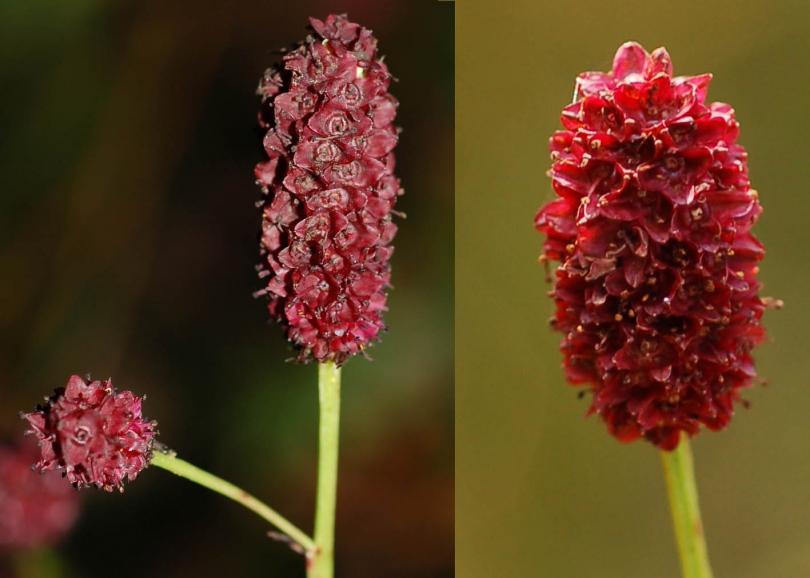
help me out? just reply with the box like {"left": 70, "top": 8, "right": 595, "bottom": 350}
{"left": 535, "top": 42, "right": 774, "bottom": 450}
{"left": 255, "top": 14, "right": 401, "bottom": 366}
{"left": 0, "top": 441, "right": 80, "bottom": 549}
{"left": 22, "top": 375, "right": 157, "bottom": 491}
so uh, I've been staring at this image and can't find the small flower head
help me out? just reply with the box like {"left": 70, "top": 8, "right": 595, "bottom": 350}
{"left": 21, "top": 375, "right": 157, "bottom": 491}
{"left": 255, "top": 14, "right": 401, "bottom": 366}
{"left": 536, "top": 42, "right": 775, "bottom": 450}
{"left": 0, "top": 441, "right": 80, "bottom": 549}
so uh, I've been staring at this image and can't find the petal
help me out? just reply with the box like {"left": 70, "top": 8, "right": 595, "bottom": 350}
{"left": 612, "top": 42, "right": 649, "bottom": 81}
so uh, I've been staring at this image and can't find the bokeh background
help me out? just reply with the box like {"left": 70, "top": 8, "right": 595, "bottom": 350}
{"left": 458, "top": 1, "right": 810, "bottom": 577}
{"left": 0, "top": 1, "right": 453, "bottom": 577}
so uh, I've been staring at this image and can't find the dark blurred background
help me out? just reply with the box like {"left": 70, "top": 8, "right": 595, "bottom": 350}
{"left": 0, "top": 1, "right": 453, "bottom": 577}
{"left": 458, "top": 1, "right": 810, "bottom": 577}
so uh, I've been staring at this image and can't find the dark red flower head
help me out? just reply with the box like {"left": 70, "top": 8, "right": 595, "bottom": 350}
{"left": 21, "top": 375, "right": 157, "bottom": 491}
{"left": 0, "top": 441, "right": 80, "bottom": 549}
{"left": 254, "top": 14, "right": 401, "bottom": 366}
{"left": 535, "top": 42, "right": 777, "bottom": 450}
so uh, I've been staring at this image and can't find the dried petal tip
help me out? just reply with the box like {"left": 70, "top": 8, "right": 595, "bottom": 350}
{"left": 21, "top": 375, "right": 157, "bottom": 491}
{"left": 255, "top": 14, "right": 401, "bottom": 366}
{"left": 536, "top": 43, "right": 775, "bottom": 450}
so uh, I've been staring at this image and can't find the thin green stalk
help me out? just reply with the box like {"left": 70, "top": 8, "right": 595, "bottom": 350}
{"left": 660, "top": 434, "right": 715, "bottom": 578}
{"left": 307, "top": 360, "right": 342, "bottom": 578}
{"left": 150, "top": 450, "right": 315, "bottom": 552}
{"left": 13, "top": 547, "right": 64, "bottom": 578}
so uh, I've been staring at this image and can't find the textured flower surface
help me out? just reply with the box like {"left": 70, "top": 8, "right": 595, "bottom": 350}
{"left": 535, "top": 42, "right": 775, "bottom": 450}
{"left": 255, "top": 14, "right": 401, "bottom": 366}
{"left": 0, "top": 441, "right": 80, "bottom": 549}
{"left": 22, "top": 375, "right": 157, "bottom": 491}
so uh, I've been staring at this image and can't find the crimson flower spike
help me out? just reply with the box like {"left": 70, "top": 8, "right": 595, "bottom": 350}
{"left": 21, "top": 375, "right": 157, "bottom": 492}
{"left": 254, "top": 14, "right": 402, "bottom": 366}
{"left": 535, "top": 42, "right": 781, "bottom": 450}
{"left": 0, "top": 441, "right": 81, "bottom": 548}
{"left": 20, "top": 373, "right": 318, "bottom": 556}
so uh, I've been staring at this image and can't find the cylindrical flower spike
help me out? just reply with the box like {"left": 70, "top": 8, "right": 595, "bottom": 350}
{"left": 255, "top": 14, "right": 402, "bottom": 366}
{"left": 0, "top": 441, "right": 81, "bottom": 549}
{"left": 536, "top": 42, "right": 776, "bottom": 450}
{"left": 21, "top": 375, "right": 157, "bottom": 491}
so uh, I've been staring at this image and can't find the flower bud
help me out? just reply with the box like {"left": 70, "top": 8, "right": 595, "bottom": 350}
{"left": 536, "top": 43, "right": 774, "bottom": 450}
{"left": 22, "top": 375, "right": 157, "bottom": 491}
{"left": 0, "top": 441, "right": 80, "bottom": 549}
{"left": 255, "top": 14, "right": 401, "bottom": 366}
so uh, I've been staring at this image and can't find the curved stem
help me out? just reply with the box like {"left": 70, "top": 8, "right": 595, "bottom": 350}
{"left": 150, "top": 450, "right": 315, "bottom": 553}
{"left": 660, "top": 434, "right": 715, "bottom": 578}
{"left": 307, "top": 361, "right": 342, "bottom": 578}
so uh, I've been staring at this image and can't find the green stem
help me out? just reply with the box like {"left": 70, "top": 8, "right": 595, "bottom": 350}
{"left": 660, "top": 434, "right": 715, "bottom": 578}
{"left": 307, "top": 360, "right": 342, "bottom": 578}
{"left": 150, "top": 449, "right": 315, "bottom": 553}
{"left": 12, "top": 547, "right": 64, "bottom": 578}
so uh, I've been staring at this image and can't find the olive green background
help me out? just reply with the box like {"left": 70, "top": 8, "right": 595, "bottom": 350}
{"left": 457, "top": 2, "right": 810, "bottom": 577}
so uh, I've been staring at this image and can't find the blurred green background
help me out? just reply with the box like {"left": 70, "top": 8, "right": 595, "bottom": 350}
{"left": 457, "top": 1, "right": 810, "bottom": 577}
{"left": 0, "top": 1, "right": 453, "bottom": 577}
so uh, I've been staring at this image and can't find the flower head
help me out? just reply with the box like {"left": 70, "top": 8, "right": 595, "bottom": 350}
{"left": 21, "top": 375, "right": 157, "bottom": 491}
{"left": 0, "top": 441, "right": 80, "bottom": 549}
{"left": 535, "top": 42, "right": 776, "bottom": 450}
{"left": 255, "top": 14, "right": 401, "bottom": 366}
